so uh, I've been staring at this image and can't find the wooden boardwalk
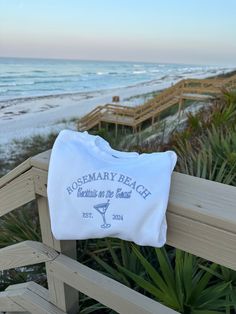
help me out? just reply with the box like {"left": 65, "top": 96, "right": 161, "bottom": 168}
{"left": 78, "top": 74, "right": 236, "bottom": 133}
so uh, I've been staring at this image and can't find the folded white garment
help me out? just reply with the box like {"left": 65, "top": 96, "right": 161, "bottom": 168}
{"left": 75, "top": 131, "right": 139, "bottom": 158}
{"left": 47, "top": 129, "right": 177, "bottom": 247}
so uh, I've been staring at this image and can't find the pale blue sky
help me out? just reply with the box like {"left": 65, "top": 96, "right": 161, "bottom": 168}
{"left": 0, "top": 0, "right": 236, "bottom": 65}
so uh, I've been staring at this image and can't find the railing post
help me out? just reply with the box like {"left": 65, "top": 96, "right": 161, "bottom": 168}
{"left": 178, "top": 97, "right": 183, "bottom": 116}
{"left": 37, "top": 196, "right": 79, "bottom": 313}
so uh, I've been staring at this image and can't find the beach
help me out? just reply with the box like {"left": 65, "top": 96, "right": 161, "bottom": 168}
{"left": 0, "top": 58, "right": 235, "bottom": 152}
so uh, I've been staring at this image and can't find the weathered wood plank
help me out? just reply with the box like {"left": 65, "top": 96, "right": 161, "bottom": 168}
{"left": 36, "top": 196, "right": 79, "bottom": 314}
{"left": 0, "top": 158, "right": 31, "bottom": 189}
{"left": 6, "top": 281, "right": 48, "bottom": 299}
{"left": 32, "top": 167, "right": 48, "bottom": 197}
{"left": 0, "top": 311, "right": 31, "bottom": 314}
{"left": 31, "top": 150, "right": 51, "bottom": 171}
{"left": 0, "top": 291, "right": 25, "bottom": 311}
{"left": 0, "top": 241, "right": 58, "bottom": 271}
{"left": 5, "top": 282, "right": 66, "bottom": 314}
{"left": 49, "top": 254, "right": 178, "bottom": 314}
{"left": 169, "top": 172, "right": 236, "bottom": 234}
{"left": 167, "top": 212, "right": 236, "bottom": 270}
{"left": 1, "top": 308, "right": 29, "bottom": 314}
{"left": 0, "top": 170, "right": 35, "bottom": 217}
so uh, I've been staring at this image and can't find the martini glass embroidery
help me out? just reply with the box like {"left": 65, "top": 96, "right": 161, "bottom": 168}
{"left": 94, "top": 199, "right": 111, "bottom": 228}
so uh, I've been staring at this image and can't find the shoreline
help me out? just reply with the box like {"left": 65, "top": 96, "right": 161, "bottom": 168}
{"left": 1, "top": 67, "right": 234, "bottom": 104}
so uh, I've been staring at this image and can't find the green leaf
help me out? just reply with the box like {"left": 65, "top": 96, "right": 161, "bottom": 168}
{"left": 182, "top": 252, "right": 194, "bottom": 302}
{"left": 189, "top": 262, "right": 218, "bottom": 305}
{"left": 120, "top": 240, "right": 129, "bottom": 268}
{"left": 91, "top": 253, "right": 130, "bottom": 287}
{"left": 230, "top": 287, "right": 236, "bottom": 311}
{"left": 117, "top": 265, "right": 167, "bottom": 303}
{"left": 196, "top": 282, "right": 230, "bottom": 308}
{"left": 132, "top": 246, "right": 171, "bottom": 295}
{"left": 199, "top": 264, "right": 224, "bottom": 281}
{"left": 105, "top": 238, "right": 121, "bottom": 266}
{"left": 155, "top": 248, "right": 176, "bottom": 289}
{"left": 192, "top": 310, "right": 225, "bottom": 314}
{"left": 174, "top": 249, "right": 184, "bottom": 309}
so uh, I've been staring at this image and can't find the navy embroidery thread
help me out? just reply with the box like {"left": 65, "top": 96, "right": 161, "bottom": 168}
{"left": 94, "top": 199, "right": 111, "bottom": 229}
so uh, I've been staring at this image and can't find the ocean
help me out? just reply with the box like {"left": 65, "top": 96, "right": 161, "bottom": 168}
{"left": 0, "top": 57, "right": 234, "bottom": 101}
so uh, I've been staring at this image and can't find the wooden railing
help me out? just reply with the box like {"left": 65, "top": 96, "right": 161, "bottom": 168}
{"left": 78, "top": 74, "right": 236, "bottom": 131}
{"left": 0, "top": 150, "right": 236, "bottom": 313}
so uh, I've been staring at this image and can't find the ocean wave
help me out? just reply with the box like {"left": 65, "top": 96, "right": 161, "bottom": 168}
{"left": 33, "top": 78, "right": 81, "bottom": 85}
{"left": 0, "top": 82, "right": 17, "bottom": 87}
{"left": 0, "top": 78, "right": 83, "bottom": 88}
{"left": 0, "top": 81, "right": 39, "bottom": 87}
{"left": 0, "top": 89, "right": 23, "bottom": 94}
{"left": 95, "top": 71, "right": 120, "bottom": 76}
{"left": 0, "top": 73, "right": 82, "bottom": 80}
{"left": 84, "top": 72, "right": 95, "bottom": 75}
{"left": 0, "top": 75, "right": 18, "bottom": 79}
{"left": 133, "top": 70, "right": 147, "bottom": 74}
{"left": 18, "top": 81, "right": 36, "bottom": 86}
{"left": 160, "top": 75, "right": 170, "bottom": 80}
{"left": 32, "top": 70, "right": 48, "bottom": 73}
{"left": 149, "top": 69, "right": 160, "bottom": 73}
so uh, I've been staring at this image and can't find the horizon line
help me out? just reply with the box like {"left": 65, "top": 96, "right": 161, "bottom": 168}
{"left": 0, "top": 55, "right": 228, "bottom": 67}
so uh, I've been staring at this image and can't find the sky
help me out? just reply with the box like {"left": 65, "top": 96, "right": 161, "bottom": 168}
{"left": 0, "top": 0, "right": 236, "bottom": 65}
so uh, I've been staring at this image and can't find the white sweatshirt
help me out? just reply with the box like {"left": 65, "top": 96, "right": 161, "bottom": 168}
{"left": 47, "top": 130, "right": 177, "bottom": 247}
